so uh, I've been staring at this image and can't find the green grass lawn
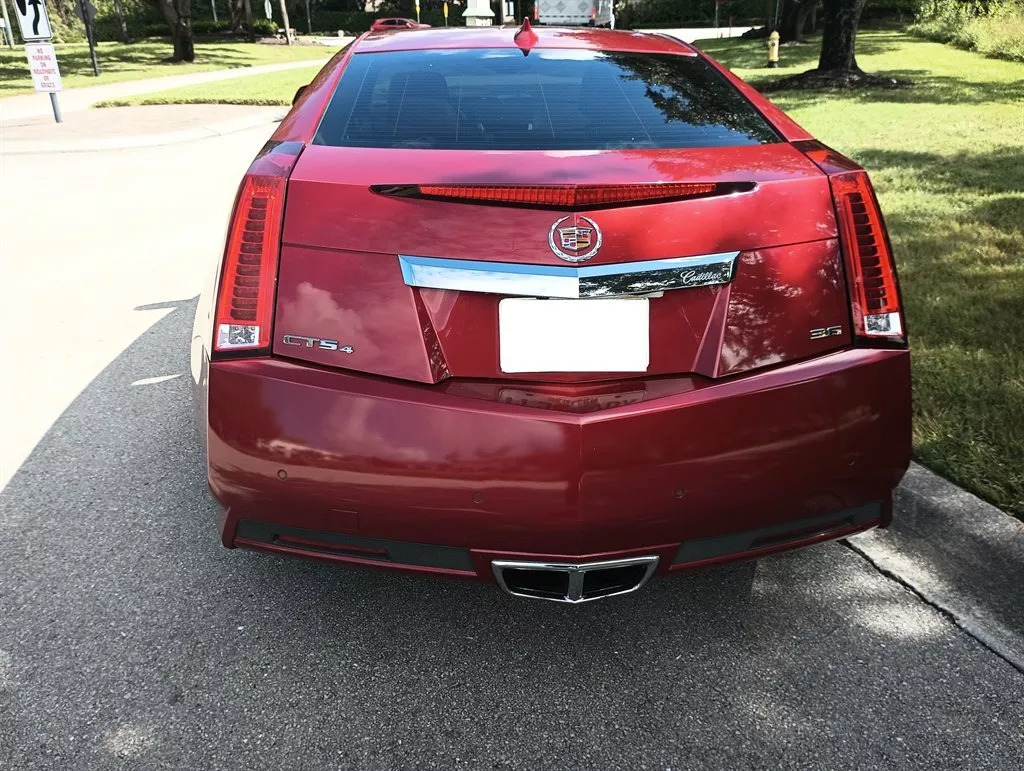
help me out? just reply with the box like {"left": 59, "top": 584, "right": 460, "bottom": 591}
{"left": 94, "top": 30, "right": 1024, "bottom": 517}
{"left": 0, "top": 39, "right": 331, "bottom": 97}
{"left": 95, "top": 64, "right": 323, "bottom": 107}
{"left": 698, "top": 30, "right": 1024, "bottom": 517}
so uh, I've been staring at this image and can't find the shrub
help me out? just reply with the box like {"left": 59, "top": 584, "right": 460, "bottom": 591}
{"left": 192, "top": 20, "right": 234, "bottom": 35}
{"left": 911, "top": 0, "right": 1024, "bottom": 62}
{"left": 252, "top": 18, "right": 279, "bottom": 36}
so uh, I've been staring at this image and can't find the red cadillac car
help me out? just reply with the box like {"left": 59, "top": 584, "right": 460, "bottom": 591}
{"left": 191, "top": 22, "right": 911, "bottom": 603}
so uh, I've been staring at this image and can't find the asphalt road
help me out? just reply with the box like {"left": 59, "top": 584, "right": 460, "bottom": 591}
{"left": 2, "top": 122, "right": 1024, "bottom": 770}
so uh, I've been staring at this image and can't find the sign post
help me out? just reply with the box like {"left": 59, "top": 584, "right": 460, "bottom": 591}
{"left": 13, "top": 0, "right": 63, "bottom": 123}
{"left": 74, "top": 0, "right": 99, "bottom": 75}
{"left": 1, "top": 0, "right": 15, "bottom": 49}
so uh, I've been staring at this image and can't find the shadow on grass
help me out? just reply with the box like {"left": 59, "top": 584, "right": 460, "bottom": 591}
{"left": 703, "top": 30, "right": 1024, "bottom": 107}
{"left": 854, "top": 147, "right": 1024, "bottom": 351}
{"left": 697, "top": 30, "right": 910, "bottom": 73}
{"left": 854, "top": 148, "right": 1024, "bottom": 196}
{"left": 760, "top": 69, "right": 1024, "bottom": 107}
{"left": 849, "top": 145, "right": 1024, "bottom": 515}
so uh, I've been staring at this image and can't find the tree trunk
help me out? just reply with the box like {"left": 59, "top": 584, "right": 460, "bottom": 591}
{"left": 228, "top": 0, "right": 240, "bottom": 32}
{"left": 277, "top": 0, "right": 292, "bottom": 42}
{"left": 779, "top": 0, "right": 817, "bottom": 43}
{"left": 154, "top": 0, "right": 195, "bottom": 62}
{"left": 112, "top": 0, "right": 130, "bottom": 42}
{"left": 242, "top": 0, "right": 254, "bottom": 40}
{"left": 779, "top": 0, "right": 800, "bottom": 42}
{"left": 818, "top": 0, "right": 866, "bottom": 72}
{"left": 171, "top": 17, "right": 195, "bottom": 61}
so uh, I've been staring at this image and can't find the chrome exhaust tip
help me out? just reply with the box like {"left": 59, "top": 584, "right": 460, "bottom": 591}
{"left": 492, "top": 556, "right": 659, "bottom": 603}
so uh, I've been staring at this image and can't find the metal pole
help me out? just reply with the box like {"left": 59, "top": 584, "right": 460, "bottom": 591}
{"left": 49, "top": 92, "right": 62, "bottom": 123}
{"left": 0, "top": 0, "right": 14, "bottom": 49}
{"left": 87, "top": 17, "right": 99, "bottom": 75}
{"left": 77, "top": 0, "right": 100, "bottom": 75}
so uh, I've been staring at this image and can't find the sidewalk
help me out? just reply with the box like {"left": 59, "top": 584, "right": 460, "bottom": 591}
{"left": 0, "top": 59, "right": 327, "bottom": 123}
{"left": 0, "top": 103, "right": 285, "bottom": 154}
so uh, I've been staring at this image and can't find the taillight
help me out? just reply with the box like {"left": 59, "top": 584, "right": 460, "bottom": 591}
{"left": 795, "top": 140, "right": 905, "bottom": 344}
{"left": 830, "top": 172, "right": 904, "bottom": 341}
{"left": 213, "top": 141, "right": 302, "bottom": 356}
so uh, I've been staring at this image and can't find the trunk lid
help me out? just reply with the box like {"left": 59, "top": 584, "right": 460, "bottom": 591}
{"left": 273, "top": 143, "right": 852, "bottom": 383}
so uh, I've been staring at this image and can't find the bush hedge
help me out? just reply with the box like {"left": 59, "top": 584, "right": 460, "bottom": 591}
{"left": 911, "top": 0, "right": 1024, "bottom": 62}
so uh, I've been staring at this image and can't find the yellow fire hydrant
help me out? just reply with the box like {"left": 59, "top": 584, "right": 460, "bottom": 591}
{"left": 767, "top": 30, "right": 780, "bottom": 68}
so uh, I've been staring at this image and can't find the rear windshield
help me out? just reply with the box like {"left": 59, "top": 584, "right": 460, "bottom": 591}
{"left": 313, "top": 49, "right": 780, "bottom": 151}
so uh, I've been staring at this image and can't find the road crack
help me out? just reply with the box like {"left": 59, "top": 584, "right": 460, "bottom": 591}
{"left": 841, "top": 538, "right": 1024, "bottom": 677}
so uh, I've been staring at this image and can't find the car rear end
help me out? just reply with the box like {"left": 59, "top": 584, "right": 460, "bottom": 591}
{"left": 191, "top": 27, "right": 910, "bottom": 601}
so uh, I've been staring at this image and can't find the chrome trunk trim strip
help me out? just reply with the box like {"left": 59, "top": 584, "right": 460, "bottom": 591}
{"left": 398, "top": 252, "right": 739, "bottom": 299}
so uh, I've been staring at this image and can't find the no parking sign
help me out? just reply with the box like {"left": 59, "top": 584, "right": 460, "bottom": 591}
{"left": 26, "top": 42, "right": 62, "bottom": 92}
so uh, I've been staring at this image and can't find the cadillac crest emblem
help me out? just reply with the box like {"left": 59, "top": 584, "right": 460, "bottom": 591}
{"left": 549, "top": 215, "right": 602, "bottom": 263}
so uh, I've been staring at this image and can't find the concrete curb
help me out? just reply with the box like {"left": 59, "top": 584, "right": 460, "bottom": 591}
{"left": 846, "top": 462, "right": 1024, "bottom": 669}
{"left": 1, "top": 111, "right": 286, "bottom": 155}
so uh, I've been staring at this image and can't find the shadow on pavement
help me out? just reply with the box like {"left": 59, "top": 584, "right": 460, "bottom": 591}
{"left": 2, "top": 300, "right": 1022, "bottom": 770}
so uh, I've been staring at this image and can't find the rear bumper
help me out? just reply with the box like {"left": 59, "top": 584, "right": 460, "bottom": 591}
{"left": 207, "top": 348, "right": 911, "bottom": 581}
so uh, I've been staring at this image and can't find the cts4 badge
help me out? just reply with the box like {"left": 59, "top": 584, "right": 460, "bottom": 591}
{"left": 549, "top": 215, "right": 602, "bottom": 263}
{"left": 282, "top": 334, "right": 354, "bottom": 353}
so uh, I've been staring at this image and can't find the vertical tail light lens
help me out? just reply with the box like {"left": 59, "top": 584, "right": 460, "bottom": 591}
{"left": 830, "top": 172, "right": 905, "bottom": 341}
{"left": 213, "top": 141, "right": 302, "bottom": 355}
{"left": 795, "top": 140, "right": 906, "bottom": 345}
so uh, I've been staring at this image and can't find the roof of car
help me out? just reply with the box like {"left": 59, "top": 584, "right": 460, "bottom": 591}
{"left": 355, "top": 26, "right": 698, "bottom": 55}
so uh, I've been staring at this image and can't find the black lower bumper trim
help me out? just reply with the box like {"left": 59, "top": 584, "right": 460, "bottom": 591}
{"left": 673, "top": 502, "right": 882, "bottom": 565}
{"left": 235, "top": 520, "right": 475, "bottom": 572}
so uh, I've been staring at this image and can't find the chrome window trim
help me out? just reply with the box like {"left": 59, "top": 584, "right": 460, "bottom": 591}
{"left": 491, "top": 555, "right": 660, "bottom": 603}
{"left": 398, "top": 252, "right": 739, "bottom": 299}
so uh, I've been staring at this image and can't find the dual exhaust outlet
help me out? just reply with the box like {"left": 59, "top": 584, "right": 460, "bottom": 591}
{"left": 492, "top": 556, "right": 659, "bottom": 604}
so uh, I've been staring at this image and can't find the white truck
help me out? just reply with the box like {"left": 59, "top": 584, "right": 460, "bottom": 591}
{"left": 536, "top": 0, "right": 614, "bottom": 27}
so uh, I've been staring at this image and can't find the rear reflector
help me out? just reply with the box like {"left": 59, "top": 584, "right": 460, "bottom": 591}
{"left": 372, "top": 182, "right": 753, "bottom": 210}
{"left": 213, "top": 141, "right": 302, "bottom": 355}
{"left": 795, "top": 140, "right": 905, "bottom": 343}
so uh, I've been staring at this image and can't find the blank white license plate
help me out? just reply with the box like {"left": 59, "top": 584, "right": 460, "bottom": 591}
{"left": 499, "top": 298, "right": 649, "bottom": 373}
